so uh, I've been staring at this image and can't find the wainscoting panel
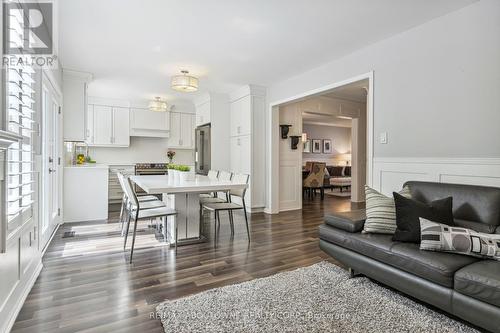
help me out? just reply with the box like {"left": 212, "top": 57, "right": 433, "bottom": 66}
{"left": 373, "top": 158, "right": 500, "bottom": 196}
{"left": 279, "top": 159, "right": 302, "bottom": 211}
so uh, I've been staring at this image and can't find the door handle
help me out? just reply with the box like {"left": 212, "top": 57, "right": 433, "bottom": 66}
{"left": 49, "top": 168, "right": 56, "bottom": 173}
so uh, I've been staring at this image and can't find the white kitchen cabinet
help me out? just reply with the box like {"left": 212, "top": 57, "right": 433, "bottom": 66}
{"left": 230, "top": 94, "right": 251, "bottom": 137}
{"left": 62, "top": 70, "right": 92, "bottom": 141}
{"left": 113, "top": 107, "right": 130, "bottom": 146}
{"left": 87, "top": 104, "right": 130, "bottom": 147}
{"left": 86, "top": 104, "right": 94, "bottom": 143}
{"left": 93, "top": 105, "right": 113, "bottom": 145}
{"left": 63, "top": 165, "right": 109, "bottom": 222}
{"left": 130, "top": 108, "right": 170, "bottom": 137}
{"left": 195, "top": 100, "right": 211, "bottom": 126}
{"left": 195, "top": 93, "right": 230, "bottom": 171}
{"left": 169, "top": 112, "right": 194, "bottom": 149}
{"left": 229, "top": 85, "right": 266, "bottom": 212}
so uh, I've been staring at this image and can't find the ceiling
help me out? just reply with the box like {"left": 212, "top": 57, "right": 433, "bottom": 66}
{"left": 58, "top": 0, "right": 475, "bottom": 103}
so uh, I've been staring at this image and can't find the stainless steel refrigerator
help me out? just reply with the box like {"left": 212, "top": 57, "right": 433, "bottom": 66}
{"left": 195, "top": 124, "right": 211, "bottom": 175}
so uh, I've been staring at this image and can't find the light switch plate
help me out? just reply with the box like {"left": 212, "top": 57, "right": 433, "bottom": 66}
{"left": 380, "top": 132, "right": 388, "bottom": 144}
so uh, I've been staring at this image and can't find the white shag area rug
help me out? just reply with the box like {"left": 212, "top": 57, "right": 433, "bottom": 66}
{"left": 156, "top": 262, "right": 477, "bottom": 333}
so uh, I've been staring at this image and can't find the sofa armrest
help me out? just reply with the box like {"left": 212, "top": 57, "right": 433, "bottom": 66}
{"left": 324, "top": 210, "right": 366, "bottom": 233}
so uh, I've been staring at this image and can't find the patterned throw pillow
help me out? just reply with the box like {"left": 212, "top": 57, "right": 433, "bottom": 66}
{"left": 420, "top": 218, "right": 500, "bottom": 260}
{"left": 363, "top": 185, "right": 411, "bottom": 234}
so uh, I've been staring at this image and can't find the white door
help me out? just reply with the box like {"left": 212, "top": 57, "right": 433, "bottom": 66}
{"left": 112, "top": 107, "right": 130, "bottom": 146}
{"left": 180, "top": 113, "right": 193, "bottom": 148}
{"left": 41, "top": 78, "right": 62, "bottom": 250}
{"left": 169, "top": 112, "right": 181, "bottom": 147}
{"left": 93, "top": 105, "right": 112, "bottom": 145}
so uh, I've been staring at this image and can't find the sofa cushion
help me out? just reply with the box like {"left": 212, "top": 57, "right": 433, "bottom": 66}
{"left": 454, "top": 260, "right": 500, "bottom": 307}
{"left": 363, "top": 186, "right": 411, "bottom": 235}
{"left": 404, "top": 181, "right": 500, "bottom": 232}
{"left": 420, "top": 218, "right": 500, "bottom": 260}
{"left": 324, "top": 210, "right": 366, "bottom": 233}
{"left": 392, "top": 192, "right": 454, "bottom": 243}
{"left": 319, "top": 224, "right": 394, "bottom": 264}
{"left": 389, "top": 243, "right": 478, "bottom": 288}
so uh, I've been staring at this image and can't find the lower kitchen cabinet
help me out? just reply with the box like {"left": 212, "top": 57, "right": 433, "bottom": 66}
{"left": 63, "top": 165, "right": 109, "bottom": 222}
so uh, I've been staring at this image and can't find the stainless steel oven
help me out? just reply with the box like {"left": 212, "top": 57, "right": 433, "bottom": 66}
{"left": 134, "top": 163, "right": 168, "bottom": 194}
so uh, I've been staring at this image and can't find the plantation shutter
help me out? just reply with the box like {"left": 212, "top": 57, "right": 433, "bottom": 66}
{"left": 5, "top": 7, "right": 37, "bottom": 232}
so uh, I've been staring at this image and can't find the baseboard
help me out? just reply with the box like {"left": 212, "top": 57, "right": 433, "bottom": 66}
{"left": 41, "top": 223, "right": 61, "bottom": 257}
{"left": 3, "top": 261, "right": 43, "bottom": 333}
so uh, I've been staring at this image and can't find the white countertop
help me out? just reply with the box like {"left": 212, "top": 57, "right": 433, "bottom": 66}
{"left": 130, "top": 175, "right": 247, "bottom": 194}
{"left": 64, "top": 164, "right": 109, "bottom": 169}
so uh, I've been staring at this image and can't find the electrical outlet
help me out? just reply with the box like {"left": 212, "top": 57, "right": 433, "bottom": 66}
{"left": 380, "top": 132, "right": 388, "bottom": 144}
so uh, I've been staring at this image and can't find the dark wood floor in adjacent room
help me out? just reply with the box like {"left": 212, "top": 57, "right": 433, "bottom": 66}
{"left": 12, "top": 196, "right": 365, "bottom": 333}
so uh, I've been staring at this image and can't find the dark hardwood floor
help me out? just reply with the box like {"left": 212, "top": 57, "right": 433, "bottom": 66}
{"left": 12, "top": 196, "right": 364, "bottom": 333}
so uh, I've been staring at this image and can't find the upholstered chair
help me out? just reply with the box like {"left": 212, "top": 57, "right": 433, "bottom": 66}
{"left": 303, "top": 162, "right": 326, "bottom": 200}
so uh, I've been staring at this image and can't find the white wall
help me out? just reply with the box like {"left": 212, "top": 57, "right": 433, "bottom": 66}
{"left": 266, "top": 0, "right": 500, "bottom": 212}
{"left": 302, "top": 124, "right": 351, "bottom": 165}
{"left": 279, "top": 103, "right": 303, "bottom": 211}
{"left": 268, "top": 0, "right": 500, "bottom": 158}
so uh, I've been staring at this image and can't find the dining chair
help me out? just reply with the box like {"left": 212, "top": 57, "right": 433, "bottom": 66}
{"left": 201, "top": 173, "right": 250, "bottom": 246}
{"left": 122, "top": 176, "right": 177, "bottom": 263}
{"left": 304, "top": 161, "right": 313, "bottom": 172}
{"left": 117, "top": 172, "right": 165, "bottom": 234}
{"left": 200, "top": 170, "right": 219, "bottom": 199}
{"left": 199, "top": 171, "right": 232, "bottom": 227}
{"left": 303, "top": 162, "right": 326, "bottom": 200}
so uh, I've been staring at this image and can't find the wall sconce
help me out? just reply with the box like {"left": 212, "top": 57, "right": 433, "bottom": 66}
{"left": 290, "top": 136, "right": 301, "bottom": 150}
{"left": 301, "top": 133, "right": 307, "bottom": 142}
{"left": 279, "top": 124, "right": 292, "bottom": 139}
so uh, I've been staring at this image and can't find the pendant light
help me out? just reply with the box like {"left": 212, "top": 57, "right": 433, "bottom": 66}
{"left": 171, "top": 70, "right": 198, "bottom": 92}
{"left": 149, "top": 97, "right": 168, "bottom": 112}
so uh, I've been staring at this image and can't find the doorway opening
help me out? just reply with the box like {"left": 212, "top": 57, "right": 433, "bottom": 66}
{"left": 271, "top": 72, "right": 372, "bottom": 213}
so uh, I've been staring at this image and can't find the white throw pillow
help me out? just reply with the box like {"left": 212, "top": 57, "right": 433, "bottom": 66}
{"left": 420, "top": 218, "right": 500, "bottom": 260}
{"left": 362, "top": 185, "right": 411, "bottom": 234}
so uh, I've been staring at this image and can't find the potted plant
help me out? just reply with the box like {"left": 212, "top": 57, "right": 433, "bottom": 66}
{"left": 167, "top": 164, "right": 176, "bottom": 182}
{"left": 177, "top": 165, "right": 193, "bottom": 181}
{"left": 167, "top": 150, "right": 176, "bottom": 164}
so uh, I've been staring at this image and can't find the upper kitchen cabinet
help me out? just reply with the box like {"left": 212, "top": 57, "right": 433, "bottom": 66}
{"left": 169, "top": 112, "right": 194, "bottom": 149}
{"left": 195, "top": 93, "right": 230, "bottom": 171}
{"left": 130, "top": 108, "right": 170, "bottom": 137}
{"left": 86, "top": 102, "right": 130, "bottom": 147}
{"left": 229, "top": 94, "right": 252, "bottom": 137}
{"left": 62, "top": 70, "right": 93, "bottom": 141}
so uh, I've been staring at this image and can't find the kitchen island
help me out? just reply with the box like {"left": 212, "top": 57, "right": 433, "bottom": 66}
{"left": 130, "top": 174, "right": 248, "bottom": 245}
{"left": 63, "top": 164, "right": 109, "bottom": 222}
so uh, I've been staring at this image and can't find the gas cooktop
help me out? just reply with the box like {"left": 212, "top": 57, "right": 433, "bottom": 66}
{"left": 135, "top": 163, "right": 168, "bottom": 170}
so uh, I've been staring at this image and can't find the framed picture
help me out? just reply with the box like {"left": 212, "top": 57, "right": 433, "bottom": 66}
{"left": 323, "top": 139, "right": 332, "bottom": 154}
{"left": 303, "top": 139, "right": 311, "bottom": 153}
{"left": 312, "top": 139, "right": 321, "bottom": 153}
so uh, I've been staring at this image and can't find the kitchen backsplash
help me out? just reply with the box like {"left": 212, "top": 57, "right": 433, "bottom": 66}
{"left": 89, "top": 137, "right": 195, "bottom": 165}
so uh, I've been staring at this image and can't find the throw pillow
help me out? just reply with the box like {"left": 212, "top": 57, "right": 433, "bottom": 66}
{"left": 392, "top": 193, "right": 454, "bottom": 243}
{"left": 420, "top": 218, "right": 500, "bottom": 260}
{"left": 362, "top": 185, "right": 411, "bottom": 234}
